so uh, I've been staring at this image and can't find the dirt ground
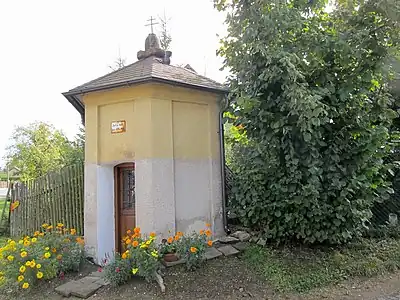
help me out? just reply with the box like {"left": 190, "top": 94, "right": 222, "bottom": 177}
{"left": 3, "top": 255, "right": 400, "bottom": 300}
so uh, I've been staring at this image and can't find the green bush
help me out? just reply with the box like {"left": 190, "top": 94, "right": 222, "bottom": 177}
{"left": 216, "top": 0, "right": 400, "bottom": 244}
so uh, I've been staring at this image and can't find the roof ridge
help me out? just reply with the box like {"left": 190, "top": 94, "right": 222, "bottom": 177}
{"left": 171, "top": 64, "right": 226, "bottom": 87}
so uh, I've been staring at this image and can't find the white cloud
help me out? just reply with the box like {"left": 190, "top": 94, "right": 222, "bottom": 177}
{"left": 0, "top": 0, "right": 228, "bottom": 167}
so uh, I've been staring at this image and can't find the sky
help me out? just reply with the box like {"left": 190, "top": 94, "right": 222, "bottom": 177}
{"left": 0, "top": 0, "right": 228, "bottom": 167}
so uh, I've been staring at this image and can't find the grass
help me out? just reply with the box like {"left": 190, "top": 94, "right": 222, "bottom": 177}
{"left": 244, "top": 238, "right": 400, "bottom": 293}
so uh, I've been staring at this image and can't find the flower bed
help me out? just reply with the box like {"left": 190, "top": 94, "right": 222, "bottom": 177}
{"left": 0, "top": 223, "right": 85, "bottom": 291}
{"left": 101, "top": 225, "right": 214, "bottom": 286}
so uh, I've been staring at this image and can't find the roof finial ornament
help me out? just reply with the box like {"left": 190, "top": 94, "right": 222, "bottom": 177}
{"left": 137, "top": 16, "right": 172, "bottom": 65}
{"left": 145, "top": 16, "right": 158, "bottom": 34}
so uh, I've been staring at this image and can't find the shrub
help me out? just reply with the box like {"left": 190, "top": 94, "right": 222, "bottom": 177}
{"left": 102, "top": 227, "right": 160, "bottom": 285}
{"left": 158, "top": 231, "right": 183, "bottom": 257}
{"left": 176, "top": 226, "right": 214, "bottom": 271}
{"left": 0, "top": 223, "right": 85, "bottom": 291}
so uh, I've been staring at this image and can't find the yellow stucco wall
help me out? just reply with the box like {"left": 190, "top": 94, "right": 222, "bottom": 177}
{"left": 83, "top": 82, "right": 221, "bottom": 164}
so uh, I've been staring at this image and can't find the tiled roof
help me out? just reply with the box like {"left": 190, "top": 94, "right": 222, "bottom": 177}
{"left": 64, "top": 56, "right": 228, "bottom": 96}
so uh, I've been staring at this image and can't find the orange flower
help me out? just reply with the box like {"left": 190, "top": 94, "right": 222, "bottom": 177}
{"left": 200, "top": 230, "right": 205, "bottom": 235}
{"left": 206, "top": 223, "right": 211, "bottom": 228}
{"left": 121, "top": 252, "right": 128, "bottom": 259}
{"left": 76, "top": 237, "right": 85, "bottom": 245}
{"left": 205, "top": 229, "right": 212, "bottom": 237}
{"left": 207, "top": 240, "right": 213, "bottom": 247}
{"left": 176, "top": 231, "right": 183, "bottom": 237}
{"left": 33, "top": 231, "right": 40, "bottom": 237}
{"left": 167, "top": 237, "right": 173, "bottom": 244}
{"left": 127, "top": 229, "right": 132, "bottom": 235}
{"left": 70, "top": 228, "right": 76, "bottom": 235}
{"left": 125, "top": 239, "right": 132, "bottom": 245}
{"left": 174, "top": 235, "right": 180, "bottom": 241}
{"left": 150, "top": 232, "right": 156, "bottom": 238}
{"left": 52, "top": 248, "right": 57, "bottom": 253}
{"left": 132, "top": 240, "right": 139, "bottom": 247}
{"left": 134, "top": 227, "right": 140, "bottom": 234}
{"left": 190, "top": 247, "right": 198, "bottom": 253}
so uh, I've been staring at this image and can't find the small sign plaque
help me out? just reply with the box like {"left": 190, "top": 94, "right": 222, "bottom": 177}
{"left": 111, "top": 120, "right": 126, "bottom": 134}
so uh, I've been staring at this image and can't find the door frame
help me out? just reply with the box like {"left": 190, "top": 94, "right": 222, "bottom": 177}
{"left": 114, "top": 162, "right": 135, "bottom": 253}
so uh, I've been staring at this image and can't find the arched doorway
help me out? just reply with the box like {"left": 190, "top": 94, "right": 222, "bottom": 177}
{"left": 114, "top": 163, "right": 135, "bottom": 252}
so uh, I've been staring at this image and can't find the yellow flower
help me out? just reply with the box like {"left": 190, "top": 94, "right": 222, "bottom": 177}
{"left": 36, "top": 264, "right": 41, "bottom": 269}
{"left": 9, "top": 240, "right": 16, "bottom": 247}
{"left": 33, "top": 231, "right": 40, "bottom": 237}
{"left": 23, "top": 240, "right": 30, "bottom": 247}
{"left": 140, "top": 243, "right": 148, "bottom": 249}
{"left": 31, "top": 238, "right": 37, "bottom": 243}
{"left": 19, "top": 266, "right": 26, "bottom": 273}
{"left": 151, "top": 250, "right": 158, "bottom": 258}
{"left": 7, "top": 255, "right": 14, "bottom": 262}
{"left": 132, "top": 268, "right": 138, "bottom": 275}
{"left": 22, "top": 282, "right": 29, "bottom": 289}
{"left": 145, "top": 240, "right": 151, "bottom": 245}
{"left": 121, "top": 252, "right": 128, "bottom": 259}
{"left": 20, "top": 251, "right": 27, "bottom": 258}
{"left": 42, "top": 223, "right": 49, "bottom": 228}
{"left": 44, "top": 252, "right": 51, "bottom": 259}
{"left": 18, "top": 240, "right": 23, "bottom": 245}
{"left": 70, "top": 229, "right": 76, "bottom": 235}
{"left": 25, "top": 261, "right": 31, "bottom": 267}
{"left": 36, "top": 272, "right": 43, "bottom": 279}
{"left": 30, "top": 261, "right": 36, "bottom": 268}
{"left": 39, "top": 232, "right": 44, "bottom": 237}
{"left": 125, "top": 239, "right": 132, "bottom": 245}
{"left": 45, "top": 247, "right": 49, "bottom": 251}
{"left": 57, "top": 223, "right": 64, "bottom": 228}
{"left": 17, "top": 275, "right": 24, "bottom": 282}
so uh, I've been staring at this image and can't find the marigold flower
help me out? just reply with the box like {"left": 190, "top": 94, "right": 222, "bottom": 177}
{"left": 36, "top": 264, "right": 41, "bottom": 269}
{"left": 36, "top": 272, "right": 43, "bottom": 279}
{"left": 19, "top": 266, "right": 26, "bottom": 273}
{"left": 45, "top": 247, "right": 50, "bottom": 251}
{"left": 42, "top": 223, "right": 49, "bottom": 228}
{"left": 57, "top": 254, "right": 63, "bottom": 260}
{"left": 31, "top": 238, "right": 37, "bottom": 243}
{"left": 22, "top": 282, "right": 29, "bottom": 289}
{"left": 20, "top": 251, "right": 27, "bottom": 258}
{"left": 25, "top": 261, "right": 31, "bottom": 267}
{"left": 44, "top": 252, "right": 51, "bottom": 259}
{"left": 33, "top": 231, "right": 40, "bottom": 237}
{"left": 133, "top": 227, "right": 140, "bottom": 234}
{"left": 132, "top": 240, "right": 139, "bottom": 247}
{"left": 30, "top": 261, "right": 36, "bottom": 268}
{"left": 177, "top": 231, "right": 183, "bottom": 237}
{"left": 200, "top": 230, "right": 205, "bottom": 235}
{"left": 121, "top": 252, "right": 128, "bottom": 259}
{"left": 206, "top": 223, "right": 211, "bottom": 228}
{"left": 127, "top": 229, "right": 132, "bottom": 234}
{"left": 150, "top": 232, "right": 156, "bottom": 238}
{"left": 174, "top": 235, "right": 180, "bottom": 241}
{"left": 39, "top": 232, "right": 44, "bottom": 237}
{"left": 207, "top": 240, "right": 213, "bottom": 247}
{"left": 190, "top": 247, "right": 198, "bottom": 253}
{"left": 46, "top": 225, "right": 53, "bottom": 231}
{"left": 167, "top": 237, "right": 173, "bottom": 244}
{"left": 70, "top": 229, "right": 76, "bottom": 235}
{"left": 57, "top": 223, "right": 64, "bottom": 228}
{"left": 205, "top": 229, "right": 212, "bottom": 237}
{"left": 52, "top": 248, "right": 57, "bottom": 253}
{"left": 125, "top": 239, "right": 132, "bottom": 245}
{"left": 23, "top": 240, "right": 30, "bottom": 247}
{"left": 17, "top": 275, "right": 24, "bottom": 282}
{"left": 7, "top": 255, "right": 14, "bottom": 262}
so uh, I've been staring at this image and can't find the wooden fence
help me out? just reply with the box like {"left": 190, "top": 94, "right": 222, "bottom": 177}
{"left": 9, "top": 164, "right": 84, "bottom": 237}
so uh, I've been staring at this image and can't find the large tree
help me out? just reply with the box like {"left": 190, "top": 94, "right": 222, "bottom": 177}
{"left": 216, "top": 0, "right": 400, "bottom": 243}
{"left": 4, "top": 122, "right": 84, "bottom": 181}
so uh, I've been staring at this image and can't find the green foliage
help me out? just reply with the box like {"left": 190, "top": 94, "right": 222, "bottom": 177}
{"left": 4, "top": 122, "right": 84, "bottom": 181}
{"left": 245, "top": 238, "right": 400, "bottom": 292}
{"left": 216, "top": 0, "right": 400, "bottom": 243}
{"left": 102, "top": 254, "right": 132, "bottom": 287}
{"left": 176, "top": 231, "right": 210, "bottom": 271}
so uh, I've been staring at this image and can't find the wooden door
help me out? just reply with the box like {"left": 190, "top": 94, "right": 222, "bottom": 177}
{"left": 115, "top": 163, "right": 135, "bottom": 253}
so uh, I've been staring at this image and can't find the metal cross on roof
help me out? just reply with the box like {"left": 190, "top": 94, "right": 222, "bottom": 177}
{"left": 145, "top": 16, "right": 159, "bottom": 34}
